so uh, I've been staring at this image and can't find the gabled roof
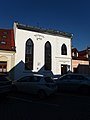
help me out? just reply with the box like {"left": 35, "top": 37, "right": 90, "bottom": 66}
{"left": 0, "top": 29, "right": 15, "bottom": 51}
{"left": 78, "top": 50, "right": 87, "bottom": 56}
{"left": 15, "top": 22, "right": 73, "bottom": 38}
{"left": 72, "top": 47, "right": 89, "bottom": 61}
{"left": 72, "top": 48, "right": 78, "bottom": 52}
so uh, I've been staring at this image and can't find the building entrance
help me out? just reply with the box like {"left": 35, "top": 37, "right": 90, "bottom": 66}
{"left": 61, "top": 64, "right": 67, "bottom": 75}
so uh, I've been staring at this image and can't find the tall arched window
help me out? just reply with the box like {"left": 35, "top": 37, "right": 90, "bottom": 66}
{"left": 45, "top": 41, "right": 51, "bottom": 70}
{"left": 61, "top": 44, "right": 67, "bottom": 55}
{"left": 25, "top": 39, "right": 34, "bottom": 70}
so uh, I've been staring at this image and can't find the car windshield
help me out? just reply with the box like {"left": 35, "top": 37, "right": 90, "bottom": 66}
{"left": 59, "top": 74, "right": 90, "bottom": 81}
{"left": 44, "top": 77, "right": 54, "bottom": 83}
{"left": 17, "top": 76, "right": 42, "bottom": 82}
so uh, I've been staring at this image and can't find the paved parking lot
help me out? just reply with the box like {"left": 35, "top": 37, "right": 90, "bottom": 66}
{"left": 0, "top": 92, "right": 90, "bottom": 120}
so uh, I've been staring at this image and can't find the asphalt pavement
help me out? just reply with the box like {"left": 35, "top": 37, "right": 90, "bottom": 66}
{"left": 0, "top": 92, "right": 90, "bottom": 120}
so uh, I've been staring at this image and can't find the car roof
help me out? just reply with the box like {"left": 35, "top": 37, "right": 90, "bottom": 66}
{"left": 31, "top": 74, "right": 44, "bottom": 77}
{"left": 19, "top": 74, "right": 54, "bottom": 80}
{"left": 20, "top": 74, "right": 44, "bottom": 78}
{"left": 59, "top": 73, "right": 90, "bottom": 79}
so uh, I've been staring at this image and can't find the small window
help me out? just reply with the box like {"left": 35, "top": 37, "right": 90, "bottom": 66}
{"left": 32, "top": 76, "right": 41, "bottom": 82}
{"left": 0, "top": 62, "right": 7, "bottom": 73}
{"left": 18, "top": 77, "right": 30, "bottom": 82}
{"left": 3, "top": 32, "right": 8, "bottom": 35}
{"left": 75, "top": 75, "right": 86, "bottom": 80}
{"left": 61, "top": 44, "right": 67, "bottom": 55}
{"left": 45, "top": 77, "right": 54, "bottom": 83}
{"left": 63, "top": 75, "right": 71, "bottom": 80}
{"left": 60, "top": 75, "right": 71, "bottom": 80}
{"left": 0, "top": 41, "right": 6, "bottom": 44}
{"left": 2, "top": 36, "right": 7, "bottom": 38}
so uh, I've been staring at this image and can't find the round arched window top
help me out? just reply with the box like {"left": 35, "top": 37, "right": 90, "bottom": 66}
{"left": 61, "top": 44, "right": 67, "bottom": 55}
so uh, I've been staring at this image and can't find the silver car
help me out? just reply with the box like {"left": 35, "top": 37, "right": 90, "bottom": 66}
{"left": 12, "top": 74, "right": 57, "bottom": 98}
{"left": 56, "top": 73, "right": 90, "bottom": 94}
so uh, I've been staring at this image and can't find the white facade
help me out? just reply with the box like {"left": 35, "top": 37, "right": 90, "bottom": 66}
{"left": 0, "top": 50, "right": 15, "bottom": 76}
{"left": 13, "top": 22, "right": 72, "bottom": 80}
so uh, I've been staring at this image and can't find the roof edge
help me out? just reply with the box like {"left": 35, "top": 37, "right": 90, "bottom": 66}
{"left": 15, "top": 22, "right": 73, "bottom": 38}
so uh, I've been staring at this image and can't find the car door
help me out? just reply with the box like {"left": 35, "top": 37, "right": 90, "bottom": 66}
{"left": 18, "top": 76, "right": 38, "bottom": 94}
{"left": 16, "top": 77, "right": 31, "bottom": 92}
{"left": 22, "top": 76, "right": 33, "bottom": 93}
{"left": 58, "top": 75, "right": 72, "bottom": 91}
{"left": 16, "top": 76, "right": 41, "bottom": 94}
{"left": 65, "top": 75, "right": 80, "bottom": 91}
{"left": 62, "top": 74, "right": 85, "bottom": 92}
{"left": 27, "top": 76, "right": 41, "bottom": 94}
{"left": 70, "top": 75, "right": 86, "bottom": 91}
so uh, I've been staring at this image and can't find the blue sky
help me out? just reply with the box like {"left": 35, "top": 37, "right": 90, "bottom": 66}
{"left": 0, "top": 0, "right": 90, "bottom": 50}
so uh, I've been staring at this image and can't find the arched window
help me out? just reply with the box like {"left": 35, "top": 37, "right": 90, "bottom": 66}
{"left": 25, "top": 39, "right": 34, "bottom": 70}
{"left": 61, "top": 44, "right": 67, "bottom": 55}
{"left": 45, "top": 41, "right": 51, "bottom": 70}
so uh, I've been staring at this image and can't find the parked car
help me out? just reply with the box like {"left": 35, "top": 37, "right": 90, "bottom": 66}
{"left": 56, "top": 73, "right": 90, "bottom": 94}
{"left": 51, "top": 75, "right": 61, "bottom": 81}
{"left": 0, "top": 75, "right": 12, "bottom": 95}
{"left": 12, "top": 74, "right": 57, "bottom": 98}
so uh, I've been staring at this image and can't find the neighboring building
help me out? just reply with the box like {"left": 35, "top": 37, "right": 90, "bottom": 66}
{"left": 13, "top": 22, "right": 73, "bottom": 80}
{"left": 0, "top": 29, "right": 15, "bottom": 78}
{"left": 72, "top": 47, "right": 90, "bottom": 76}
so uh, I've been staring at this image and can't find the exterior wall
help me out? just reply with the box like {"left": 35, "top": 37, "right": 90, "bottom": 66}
{"left": 0, "top": 29, "right": 15, "bottom": 51}
{"left": 78, "top": 65, "right": 90, "bottom": 76}
{"left": 14, "top": 25, "right": 72, "bottom": 80}
{"left": 0, "top": 50, "right": 15, "bottom": 79}
{"left": 72, "top": 59, "right": 89, "bottom": 72}
{"left": 53, "top": 36, "right": 72, "bottom": 74}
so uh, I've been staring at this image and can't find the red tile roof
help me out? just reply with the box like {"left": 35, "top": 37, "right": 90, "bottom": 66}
{"left": 78, "top": 50, "right": 87, "bottom": 56}
{"left": 72, "top": 48, "right": 88, "bottom": 61}
{"left": 0, "top": 29, "right": 15, "bottom": 51}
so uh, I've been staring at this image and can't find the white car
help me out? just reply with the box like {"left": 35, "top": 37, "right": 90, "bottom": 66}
{"left": 12, "top": 74, "right": 57, "bottom": 98}
{"left": 56, "top": 73, "right": 90, "bottom": 94}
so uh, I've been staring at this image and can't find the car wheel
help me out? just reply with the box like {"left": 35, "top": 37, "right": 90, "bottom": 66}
{"left": 38, "top": 90, "right": 46, "bottom": 99}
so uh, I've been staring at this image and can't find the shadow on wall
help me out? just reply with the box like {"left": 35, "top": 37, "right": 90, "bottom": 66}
{"left": 9, "top": 60, "right": 54, "bottom": 81}
{"left": 77, "top": 64, "right": 90, "bottom": 76}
